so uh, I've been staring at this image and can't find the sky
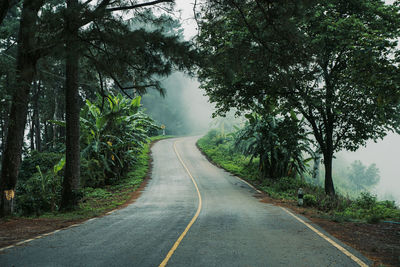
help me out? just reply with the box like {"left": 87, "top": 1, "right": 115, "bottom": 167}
{"left": 174, "top": 0, "right": 199, "bottom": 39}
{"left": 171, "top": 0, "right": 400, "bottom": 203}
{"left": 160, "top": 0, "right": 214, "bottom": 134}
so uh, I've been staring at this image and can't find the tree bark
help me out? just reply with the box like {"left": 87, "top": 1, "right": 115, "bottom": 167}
{"left": 44, "top": 120, "right": 49, "bottom": 149}
{"left": 34, "top": 80, "right": 41, "bottom": 152}
{"left": 30, "top": 112, "right": 34, "bottom": 151}
{"left": 52, "top": 88, "right": 58, "bottom": 147}
{"left": 323, "top": 150, "right": 335, "bottom": 196}
{"left": 0, "top": 76, "right": 10, "bottom": 159}
{"left": 312, "top": 152, "right": 321, "bottom": 179}
{"left": 60, "top": 0, "right": 81, "bottom": 210}
{"left": 324, "top": 72, "right": 335, "bottom": 196}
{"left": 0, "top": 0, "right": 44, "bottom": 217}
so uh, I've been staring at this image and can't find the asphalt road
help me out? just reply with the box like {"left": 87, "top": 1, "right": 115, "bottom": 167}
{"left": 0, "top": 137, "right": 371, "bottom": 267}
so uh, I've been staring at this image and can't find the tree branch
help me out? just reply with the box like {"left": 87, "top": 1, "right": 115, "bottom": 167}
{"left": 106, "top": 0, "right": 173, "bottom": 12}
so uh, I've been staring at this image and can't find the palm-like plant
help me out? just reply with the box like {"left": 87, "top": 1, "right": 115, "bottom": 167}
{"left": 233, "top": 112, "right": 312, "bottom": 180}
{"left": 80, "top": 93, "right": 158, "bottom": 186}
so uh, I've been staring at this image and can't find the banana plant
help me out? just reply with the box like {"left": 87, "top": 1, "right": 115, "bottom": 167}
{"left": 233, "top": 112, "right": 312, "bottom": 180}
{"left": 80, "top": 93, "right": 159, "bottom": 186}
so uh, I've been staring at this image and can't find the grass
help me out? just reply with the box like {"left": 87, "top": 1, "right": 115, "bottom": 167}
{"left": 197, "top": 137, "right": 260, "bottom": 182}
{"left": 197, "top": 133, "right": 400, "bottom": 223}
{"left": 36, "top": 135, "right": 172, "bottom": 220}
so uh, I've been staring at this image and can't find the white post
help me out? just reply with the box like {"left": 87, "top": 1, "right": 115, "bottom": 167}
{"left": 298, "top": 188, "right": 304, "bottom": 206}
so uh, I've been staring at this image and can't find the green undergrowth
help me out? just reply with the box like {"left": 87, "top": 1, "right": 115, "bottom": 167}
{"left": 26, "top": 135, "right": 172, "bottom": 220}
{"left": 197, "top": 134, "right": 400, "bottom": 224}
{"left": 197, "top": 136, "right": 260, "bottom": 182}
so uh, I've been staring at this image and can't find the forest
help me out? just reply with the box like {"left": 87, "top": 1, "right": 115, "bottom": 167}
{"left": 0, "top": 0, "right": 197, "bottom": 217}
{"left": 0, "top": 0, "right": 400, "bottom": 223}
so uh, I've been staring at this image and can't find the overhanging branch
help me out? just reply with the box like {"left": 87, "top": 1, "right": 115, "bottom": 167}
{"left": 106, "top": 0, "right": 173, "bottom": 12}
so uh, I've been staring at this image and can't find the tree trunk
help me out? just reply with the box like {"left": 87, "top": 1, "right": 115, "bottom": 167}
{"left": 323, "top": 119, "right": 335, "bottom": 196}
{"left": 0, "top": 111, "right": 3, "bottom": 156}
{"left": 58, "top": 89, "right": 66, "bottom": 139}
{"left": 34, "top": 80, "right": 41, "bottom": 151}
{"left": 269, "top": 147, "right": 275, "bottom": 179}
{"left": 323, "top": 151, "right": 335, "bottom": 196}
{"left": 312, "top": 152, "right": 321, "bottom": 179}
{"left": 44, "top": 120, "right": 49, "bottom": 150}
{"left": 0, "top": 77, "right": 10, "bottom": 159}
{"left": 61, "top": 0, "right": 81, "bottom": 210}
{"left": 0, "top": 0, "right": 44, "bottom": 217}
{"left": 30, "top": 113, "right": 34, "bottom": 151}
{"left": 53, "top": 88, "right": 58, "bottom": 147}
{"left": 324, "top": 74, "right": 336, "bottom": 196}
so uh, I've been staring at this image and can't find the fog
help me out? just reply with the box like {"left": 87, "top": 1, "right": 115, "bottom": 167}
{"left": 141, "top": 72, "right": 214, "bottom": 135}
{"left": 337, "top": 133, "right": 400, "bottom": 203}
{"left": 139, "top": 1, "right": 214, "bottom": 135}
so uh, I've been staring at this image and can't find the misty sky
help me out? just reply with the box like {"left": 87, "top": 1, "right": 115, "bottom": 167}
{"left": 174, "top": 0, "right": 198, "bottom": 39}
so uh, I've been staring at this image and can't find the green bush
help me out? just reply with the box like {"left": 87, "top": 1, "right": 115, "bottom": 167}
{"left": 80, "top": 158, "right": 107, "bottom": 188}
{"left": 304, "top": 194, "right": 317, "bottom": 207}
{"left": 18, "top": 151, "right": 63, "bottom": 182}
{"left": 272, "top": 177, "right": 304, "bottom": 193}
{"left": 354, "top": 192, "right": 377, "bottom": 209}
{"left": 80, "top": 94, "right": 158, "bottom": 187}
{"left": 16, "top": 166, "right": 63, "bottom": 216}
{"left": 333, "top": 192, "right": 400, "bottom": 223}
{"left": 16, "top": 157, "right": 65, "bottom": 216}
{"left": 83, "top": 187, "right": 112, "bottom": 199}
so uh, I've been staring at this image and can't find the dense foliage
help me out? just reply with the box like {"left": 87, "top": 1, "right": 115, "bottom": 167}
{"left": 80, "top": 93, "right": 158, "bottom": 187}
{"left": 196, "top": 0, "right": 400, "bottom": 195}
{"left": 0, "top": 0, "right": 196, "bottom": 216}
{"left": 14, "top": 93, "right": 158, "bottom": 215}
{"left": 233, "top": 112, "right": 311, "bottom": 180}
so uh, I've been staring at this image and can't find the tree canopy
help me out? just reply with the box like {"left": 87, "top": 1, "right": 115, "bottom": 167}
{"left": 196, "top": 0, "right": 400, "bottom": 195}
{"left": 0, "top": 0, "right": 198, "bottom": 215}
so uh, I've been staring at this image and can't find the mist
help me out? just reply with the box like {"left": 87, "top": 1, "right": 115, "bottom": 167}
{"left": 141, "top": 72, "right": 214, "bottom": 135}
{"left": 336, "top": 133, "right": 400, "bottom": 204}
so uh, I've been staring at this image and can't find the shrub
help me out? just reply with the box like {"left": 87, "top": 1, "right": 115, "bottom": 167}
{"left": 80, "top": 94, "right": 158, "bottom": 187}
{"left": 273, "top": 177, "right": 304, "bottom": 192}
{"left": 80, "top": 158, "right": 107, "bottom": 188}
{"left": 83, "top": 187, "right": 112, "bottom": 199}
{"left": 18, "top": 151, "right": 63, "bottom": 182}
{"left": 16, "top": 157, "right": 65, "bottom": 216}
{"left": 304, "top": 194, "right": 317, "bottom": 207}
{"left": 354, "top": 192, "right": 377, "bottom": 209}
{"left": 16, "top": 166, "right": 63, "bottom": 216}
{"left": 333, "top": 192, "right": 400, "bottom": 223}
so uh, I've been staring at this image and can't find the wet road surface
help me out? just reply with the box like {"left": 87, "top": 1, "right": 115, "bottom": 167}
{"left": 0, "top": 137, "right": 370, "bottom": 266}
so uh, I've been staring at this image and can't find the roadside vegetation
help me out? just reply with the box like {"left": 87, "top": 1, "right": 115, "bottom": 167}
{"left": 16, "top": 135, "right": 155, "bottom": 220}
{"left": 12, "top": 93, "right": 169, "bottom": 219}
{"left": 198, "top": 129, "right": 400, "bottom": 224}
{"left": 0, "top": 1, "right": 196, "bottom": 217}
{"left": 196, "top": 0, "right": 400, "bottom": 198}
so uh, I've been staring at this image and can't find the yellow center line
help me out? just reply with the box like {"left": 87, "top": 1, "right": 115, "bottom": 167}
{"left": 159, "top": 140, "right": 203, "bottom": 267}
{"left": 281, "top": 207, "right": 368, "bottom": 267}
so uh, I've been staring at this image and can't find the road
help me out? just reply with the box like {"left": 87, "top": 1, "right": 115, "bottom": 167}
{"left": 0, "top": 137, "right": 371, "bottom": 266}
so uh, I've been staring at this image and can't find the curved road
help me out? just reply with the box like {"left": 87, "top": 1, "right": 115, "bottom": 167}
{"left": 0, "top": 137, "right": 370, "bottom": 266}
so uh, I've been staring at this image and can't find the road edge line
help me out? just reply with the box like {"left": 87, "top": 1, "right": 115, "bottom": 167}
{"left": 159, "top": 140, "right": 203, "bottom": 267}
{"left": 280, "top": 207, "right": 368, "bottom": 267}
{"left": 235, "top": 176, "right": 262, "bottom": 194}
